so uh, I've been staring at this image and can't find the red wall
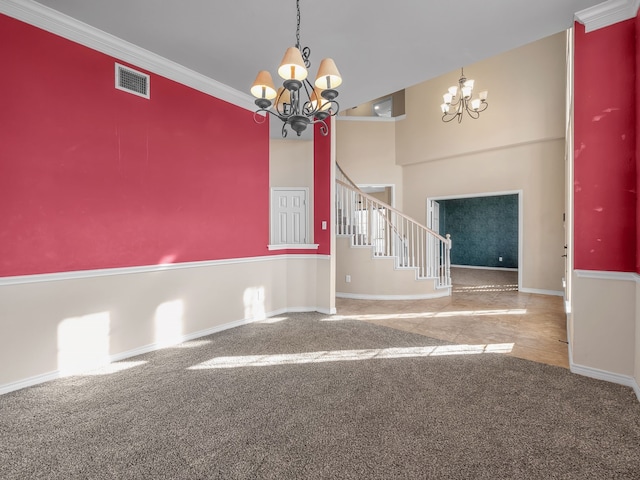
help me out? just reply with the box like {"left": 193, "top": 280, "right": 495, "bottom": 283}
{"left": 314, "top": 121, "right": 332, "bottom": 256}
{"left": 574, "top": 19, "right": 637, "bottom": 272}
{"left": 637, "top": 12, "right": 640, "bottom": 274}
{"left": 0, "top": 14, "right": 273, "bottom": 276}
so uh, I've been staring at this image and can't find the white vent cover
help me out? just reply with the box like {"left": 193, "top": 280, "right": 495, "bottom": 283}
{"left": 115, "top": 63, "right": 150, "bottom": 99}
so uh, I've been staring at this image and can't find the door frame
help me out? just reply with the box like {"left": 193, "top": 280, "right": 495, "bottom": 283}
{"left": 426, "top": 190, "right": 523, "bottom": 292}
{"left": 269, "top": 187, "right": 310, "bottom": 246}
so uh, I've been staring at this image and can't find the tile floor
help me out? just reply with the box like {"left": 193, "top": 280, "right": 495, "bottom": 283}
{"left": 335, "top": 267, "right": 569, "bottom": 368}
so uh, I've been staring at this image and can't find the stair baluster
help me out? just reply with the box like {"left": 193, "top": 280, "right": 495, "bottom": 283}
{"left": 335, "top": 170, "right": 452, "bottom": 291}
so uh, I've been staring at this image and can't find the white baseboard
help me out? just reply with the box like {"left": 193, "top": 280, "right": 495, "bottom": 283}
{"left": 0, "top": 370, "right": 62, "bottom": 396}
{"left": 570, "top": 362, "right": 640, "bottom": 402}
{"left": 0, "top": 305, "right": 335, "bottom": 396}
{"left": 336, "top": 290, "right": 450, "bottom": 301}
{"left": 520, "top": 287, "right": 564, "bottom": 297}
{"left": 451, "top": 264, "right": 518, "bottom": 272}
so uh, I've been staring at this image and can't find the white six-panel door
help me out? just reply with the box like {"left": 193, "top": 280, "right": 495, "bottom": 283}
{"left": 270, "top": 188, "right": 309, "bottom": 245}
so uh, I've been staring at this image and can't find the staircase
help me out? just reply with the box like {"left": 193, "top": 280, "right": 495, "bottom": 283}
{"left": 336, "top": 164, "right": 452, "bottom": 299}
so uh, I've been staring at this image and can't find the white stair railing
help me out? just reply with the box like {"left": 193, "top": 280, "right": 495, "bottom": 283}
{"left": 336, "top": 178, "right": 452, "bottom": 289}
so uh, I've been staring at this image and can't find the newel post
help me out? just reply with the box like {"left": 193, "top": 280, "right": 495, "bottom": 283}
{"left": 446, "top": 234, "right": 452, "bottom": 286}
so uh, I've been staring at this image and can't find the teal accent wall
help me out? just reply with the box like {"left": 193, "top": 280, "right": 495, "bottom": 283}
{"left": 439, "top": 194, "right": 518, "bottom": 268}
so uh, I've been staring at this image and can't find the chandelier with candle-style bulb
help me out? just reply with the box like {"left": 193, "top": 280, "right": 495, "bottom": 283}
{"left": 250, "top": 0, "right": 341, "bottom": 137}
{"left": 440, "top": 68, "right": 488, "bottom": 123}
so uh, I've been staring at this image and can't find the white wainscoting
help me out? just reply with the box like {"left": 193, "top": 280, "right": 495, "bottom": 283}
{"left": 570, "top": 270, "right": 640, "bottom": 402}
{"left": 0, "top": 255, "right": 332, "bottom": 395}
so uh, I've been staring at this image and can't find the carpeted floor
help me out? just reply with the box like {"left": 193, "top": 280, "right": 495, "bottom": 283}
{"left": 1, "top": 312, "right": 639, "bottom": 479}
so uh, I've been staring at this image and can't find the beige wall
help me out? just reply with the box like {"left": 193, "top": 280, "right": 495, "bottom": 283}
{"left": 367, "top": 189, "right": 392, "bottom": 205}
{"left": 270, "top": 139, "right": 314, "bottom": 188}
{"left": 335, "top": 119, "right": 403, "bottom": 211}
{"left": 0, "top": 256, "right": 331, "bottom": 392}
{"left": 335, "top": 34, "right": 567, "bottom": 292}
{"left": 396, "top": 32, "right": 566, "bottom": 165}
{"left": 395, "top": 32, "right": 567, "bottom": 293}
{"left": 335, "top": 237, "right": 446, "bottom": 299}
{"left": 403, "top": 140, "right": 565, "bottom": 292}
{"left": 571, "top": 273, "right": 636, "bottom": 377}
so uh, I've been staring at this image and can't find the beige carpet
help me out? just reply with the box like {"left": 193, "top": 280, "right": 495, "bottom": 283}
{"left": 1, "top": 312, "right": 639, "bottom": 479}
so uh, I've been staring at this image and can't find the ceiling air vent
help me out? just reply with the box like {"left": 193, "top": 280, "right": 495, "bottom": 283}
{"left": 115, "top": 63, "right": 150, "bottom": 99}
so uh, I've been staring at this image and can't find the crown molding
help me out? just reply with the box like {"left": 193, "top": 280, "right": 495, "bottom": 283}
{"left": 575, "top": 0, "right": 640, "bottom": 32}
{"left": 0, "top": 0, "right": 256, "bottom": 111}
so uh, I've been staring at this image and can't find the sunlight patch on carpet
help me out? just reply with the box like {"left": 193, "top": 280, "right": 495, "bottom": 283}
{"left": 188, "top": 343, "right": 515, "bottom": 369}
{"left": 323, "top": 309, "right": 526, "bottom": 322}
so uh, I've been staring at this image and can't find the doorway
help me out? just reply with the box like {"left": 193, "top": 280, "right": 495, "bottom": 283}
{"left": 427, "top": 191, "right": 523, "bottom": 291}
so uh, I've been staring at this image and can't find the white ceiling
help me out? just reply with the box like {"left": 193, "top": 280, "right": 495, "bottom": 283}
{"left": 28, "top": 0, "right": 606, "bottom": 113}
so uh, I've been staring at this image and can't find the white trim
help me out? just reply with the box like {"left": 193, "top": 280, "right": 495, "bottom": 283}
{"left": 575, "top": 0, "right": 640, "bottom": 33}
{"left": 451, "top": 264, "right": 518, "bottom": 272}
{"left": 570, "top": 362, "right": 640, "bottom": 402}
{"left": 428, "top": 189, "right": 522, "bottom": 201}
{"left": 0, "top": 254, "right": 331, "bottom": 286}
{"left": 336, "top": 290, "right": 451, "bottom": 301}
{"left": 268, "top": 244, "right": 319, "bottom": 251}
{"left": 520, "top": 287, "right": 564, "bottom": 297}
{"left": 0, "top": 370, "right": 61, "bottom": 396}
{"left": 269, "top": 187, "right": 311, "bottom": 246}
{"left": 564, "top": 300, "right": 572, "bottom": 314}
{"left": 337, "top": 114, "right": 406, "bottom": 123}
{"left": 0, "top": 0, "right": 255, "bottom": 112}
{"left": 0, "top": 304, "right": 337, "bottom": 396}
{"left": 574, "top": 269, "right": 640, "bottom": 282}
{"left": 317, "top": 307, "right": 338, "bottom": 315}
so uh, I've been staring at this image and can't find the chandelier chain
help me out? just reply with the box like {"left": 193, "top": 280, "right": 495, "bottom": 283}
{"left": 295, "top": 0, "right": 311, "bottom": 68}
{"left": 295, "top": 0, "right": 301, "bottom": 49}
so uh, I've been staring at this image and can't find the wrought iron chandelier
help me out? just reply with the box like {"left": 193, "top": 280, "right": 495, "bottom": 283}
{"left": 250, "top": 0, "right": 342, "bottom": 137}
{"left": 440, "top": 68, "right": 488, "bottom": 123}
